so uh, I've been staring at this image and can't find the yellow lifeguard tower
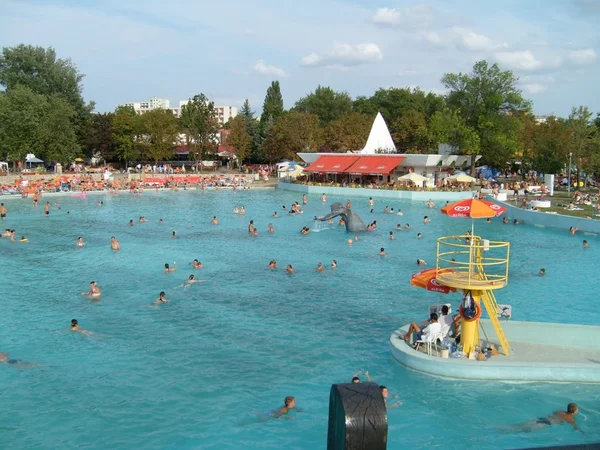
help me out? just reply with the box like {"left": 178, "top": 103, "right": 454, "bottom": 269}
{"left": 435, "top": 235, "right": 511, "bottom": 356}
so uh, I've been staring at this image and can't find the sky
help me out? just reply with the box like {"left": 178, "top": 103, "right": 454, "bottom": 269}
{"left": 1, "top": 0, "right": 599, "bottom": 117}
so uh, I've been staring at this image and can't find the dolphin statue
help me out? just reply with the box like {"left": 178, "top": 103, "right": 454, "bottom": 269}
{"left": 314, "top": 202, "right": 368, "bottom": 233}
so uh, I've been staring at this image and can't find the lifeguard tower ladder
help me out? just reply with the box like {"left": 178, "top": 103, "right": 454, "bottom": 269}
{"left": 435, "top": 235, "right": 511, "bottom": 356}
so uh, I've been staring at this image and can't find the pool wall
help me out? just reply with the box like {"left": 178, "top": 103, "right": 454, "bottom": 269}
{"left": 390, "top": 320, "right": 600, "bottom": 383}
{"left": 278, "top": 182, "right": 475, "bottom": 201}
{"left": 488, "top": 198, "right": 600, "bottom": 234}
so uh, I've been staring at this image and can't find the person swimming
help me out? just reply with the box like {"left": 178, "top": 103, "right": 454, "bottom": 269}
{"left": 271, "top": 396, "right": 296, "bottom": 418}
{"left": 164, "top": 263, "right": 177, "bottom": 273}
{"left": 509, "top": 403, "right": 582, "bottom": 433}
{"left": 183, "top": 274, "right": 206, "bottom": 288}
{"left": 268, "top": 223, "right": 275, "bottom": 233}
{"left": 268, "top": 260, "right": 278, "bottom": 269}
{"left": 389, "top": 231, "right": 395, "bottom": 240}
{"left": 129, "top": 219, "right": 134, "bottom": 226}
{"left": 316, "top": 262, "right": 324, "bottom": 272}
{"left": 380, "top": 247, "right": 386, "bottom": 256}
{"left": 81, "top": 281, "right": 101, "bottom": 298}
{"left": 154, "top": 291, "right": 168, "bottom": 303}
{"left": 331, "top": 259, "right": 337, "bottom": 268}
{"left": 110, "top": 236, "right": 120, "bottom": 250}
{"left": 71, "top": 319, "right": 95, "bottom": 335}
{"left": 285, "top": 264, "right": 296, "bottom": 273}
{"left": 192, "top": 259, "right": 204, "bottom": 269}
{"left": 211, "top": 216, "right": 219, "bottom": 225}
{"left": 76, "top": 236, "right": 85, "bottom": 247}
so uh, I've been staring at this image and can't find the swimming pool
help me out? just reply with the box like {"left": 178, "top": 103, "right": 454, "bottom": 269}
{"left": 1, "top": 189, "right": 598, "bottom": 449}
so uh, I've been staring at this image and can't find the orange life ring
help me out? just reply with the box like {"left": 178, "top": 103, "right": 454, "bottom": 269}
{"left": 460, "top": 302, "right": 482, "bottom": 322}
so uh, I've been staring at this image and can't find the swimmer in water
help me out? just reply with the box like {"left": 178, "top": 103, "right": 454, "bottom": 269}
{"left": 110, "top": 236, "right": 120, "bottom": 251}
{"left": 321, "top": 193, "right": 327, "bottom": 202}
{"left": 19, "top": 236, "right": 28, "bottom": 242}
{"left": 211, "top": 216, "right": 219, "bottom": 225}
{"left": 423, "top": 216, "right": 430, "bottom": 223}
{"left": 164, "top": 263, "right": 177, "bottom": 273}
{"left": 76, "top": 236, "right": 85, "bottom": 247}
{"left": 417, "top": 258, "right": 426, "bottom": 265}
{"left": 503, "top": 217, "right": 509, "bottom": 224}
{"left": 240, "top": 206, "right": 246, "bottom": 215}
{"left": 285, "top": 264, "right": 296, "bottom": 273}
{"left": 539, "top": 268, "right": 546, "bottom": 276}
{"left": 268, "top": 260, "right": 278, "bottom": 269}
{"left": 0, "top": 202, "right": 6, "bottom": 220}
{"left": 380, "top": 385, "right": 402, "bottom": 408}
{"left": 369, "top": 197, "right": 374, "bottom": 208}
{"left": 389, "top": 231, "right": 395, "bottom": 240}
{"left": 302, "top": 194, "right": 307, "bottom": 204}
{"left": 486, "top": 218, "right": 491, "bottom": 224}
{"left": 509, "top": 403, "right": 581, "bottom": 433}
{"left": 0, "top": 352, "right": 35, "bottom": 368}
{"left": 248, "top": 220, "right": 256, "bottom": 234}
{"left": 583, "top": 240, "right": 589, "bottom": 248}
{"left": 331, "top": 260, "right": 337, "bottom": 268}
{"left": 397, "top": 209, "right": 403, "bottom": 216}
{"left": 383, "top": 206, "right": 389, "bottom": 213}
{"left": 426, "top": 200, "right": 434, "bottom": 209}
{"left": 129, "top": 219, "right": 134, "bottom": 227}
{"left": 139, "top": 216, "right": 148, "bottom": 223}
{"left": 396, "top": 224, "right": 402, "bottom": 230}
{"left": 159, "top": 219, "right": 164, "bottom": 224}
{"left": 380, "top": 247, "right": 386, "bottom": 256}
{"left": 268, "top": 223, "right": 275, "bottom": 233}
{"left": 71, "top": 319, "right": 94, "bottom": 335}
{"left": 417, "top": 233, "right": 422, "bottom": 239}
{"left": 172, "top": 230, "right": 177, "bottom": 238}
{"left": 192, "top": 259, "right": 204, "bottom": 269}
{"left": 405, "top": 223, "right": 410, "bottom": 229}
{"left": 273, "top": 211, "right": 279, "bottom": 218}
{"left": 316, "top": 262, "right": 325, "bottom": 272}
{"left": 233, "top": 207, "right": 239, "bottom": 214}
{"left": 183, "top": 274, "right": 205, "bottom": 287}
{"left": 81, "top": 281, "right": 101, "bottom": 298}
{"left": 272, "top": 396, "right": 296, "bottom": 418}
{"left": 154, "top": 291, "right": 168, "bottom": 303}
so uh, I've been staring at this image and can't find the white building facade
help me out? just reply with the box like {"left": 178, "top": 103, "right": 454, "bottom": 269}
{"left": 123, "top": 98, "right": 237, "bottom": 125}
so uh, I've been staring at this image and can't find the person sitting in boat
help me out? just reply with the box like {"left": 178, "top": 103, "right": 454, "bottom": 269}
{"left": 403, "top": 313, "right": 441, "bottom": 344}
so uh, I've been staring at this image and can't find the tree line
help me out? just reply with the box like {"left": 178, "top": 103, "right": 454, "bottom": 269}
{"left": 1, "top": 45, "right": 599, "bottom": 179}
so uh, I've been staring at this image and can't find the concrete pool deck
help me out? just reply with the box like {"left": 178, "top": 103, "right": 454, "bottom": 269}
{"left": 390, "top": 319, "right": 600, "bottom": 383}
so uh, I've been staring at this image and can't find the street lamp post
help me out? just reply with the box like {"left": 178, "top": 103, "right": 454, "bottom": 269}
{"left": 568, "top": 152, "right": 572, "bottom": 196}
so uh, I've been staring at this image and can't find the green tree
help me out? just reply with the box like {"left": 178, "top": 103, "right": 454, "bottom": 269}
{"left": 441, "top": 60, "right": 530, "bottom": 170}
{"left": 324, "top": 112, "right": 372, "bottom": 152}
{"left": 112, "top": 105, "right": 140, "bottom": 166}
{"left": 0, "top": 44, "right": 94, "bottom": 144}
{"left": 263, "top": 112, "right": 323, "bottom": 163}
{"left": 138, "top": 109, "right": 180, "bottom": 164}
{"left": 260, "top": 80, "right": 284, "bottom": 134}
{"left": 429, "top": 108, "right": 480, "bottom": 157}
{"left": 240, "top": 99, "right": 262, "bottom": 163}
{"left": 180, "top": 94, "right": 219, "bottom": 168}
{"left": 566, "top": 106, "right": 597, "bottom": 184}
{"left": 85, "top": 113, "right": 115, "bottom": 161}
{"left": 40, "top": 95, "right": 80, "bottom": 164}
{"left": 353, "top": 87, "right": 444, "bottom": 124}
{"left": 0, "top": 85, "right": 47, "bottom": 166}
{"left": 531, "top": 117, "right": 574, "bottom": 175}
{"left": 293, "top": 85, "right": 353, "bottom": 126}
{"left": 227, "top": 116, "right": 252, "bottom": 164}
{"left": 391, "top": 110, "right": 432, "bottom": 153}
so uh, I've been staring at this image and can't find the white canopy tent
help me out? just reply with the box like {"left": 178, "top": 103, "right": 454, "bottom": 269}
{"left": 0, "top": 161, "right": 8, "bottom": 171}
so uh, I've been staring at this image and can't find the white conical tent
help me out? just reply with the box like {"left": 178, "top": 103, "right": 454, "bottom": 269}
{"left": 360, "top": 112, "right": 397, "bottom": 154}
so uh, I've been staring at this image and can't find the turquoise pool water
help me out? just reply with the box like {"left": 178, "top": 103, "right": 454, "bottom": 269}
{"left": 1, "top": 189, "right": 599, "bottom": 450}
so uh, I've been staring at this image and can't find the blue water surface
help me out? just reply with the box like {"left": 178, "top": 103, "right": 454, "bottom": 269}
{"left": 1, "top": 188, "right": 599, "bottom": 450}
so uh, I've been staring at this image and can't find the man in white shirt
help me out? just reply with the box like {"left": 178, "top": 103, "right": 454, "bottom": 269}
{"left": 403, "top": 313, "right": 441, "bottom": 344}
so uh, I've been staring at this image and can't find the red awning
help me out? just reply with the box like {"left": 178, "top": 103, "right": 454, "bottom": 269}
{"left": 305, "top": 155, "right": 360, "bottom": 174}
{"left": 346, "top": 156, "right": 405, "bottom": 175}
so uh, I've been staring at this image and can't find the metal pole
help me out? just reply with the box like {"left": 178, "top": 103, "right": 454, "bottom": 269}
{"left": 568, "top": 152, "right": 572, "bottom": 196}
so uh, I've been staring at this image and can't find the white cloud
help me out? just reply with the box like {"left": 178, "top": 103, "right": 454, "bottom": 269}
{"left": 421, "top": 27, "right": 506, "bottom": 52}
{"left": 252, "top": 60, "right": 287, "bottom": 77}
{"left": 522, "top": 83, "right": 548, "bottom": 94}
{"left": 494, "top": 50, "right": 545, "bottom": 71}
{"left": 371, "top": 5, "right": 434, "bottom": 28}
{"left": 301, "top": 42, "right": 383, "bottom": 68}
{"left": 451, "top": 27, "right": 507, "bottom": 52}
{"left": 567, "top": 48, "right": 597, "bottom": 65}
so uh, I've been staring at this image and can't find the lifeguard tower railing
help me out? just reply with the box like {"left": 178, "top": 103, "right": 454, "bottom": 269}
{"left": 435, "top": 235, "right": 512, "bottom": 355}
{"left": 435, "top": 235, "right": 510, "bottom": 290}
